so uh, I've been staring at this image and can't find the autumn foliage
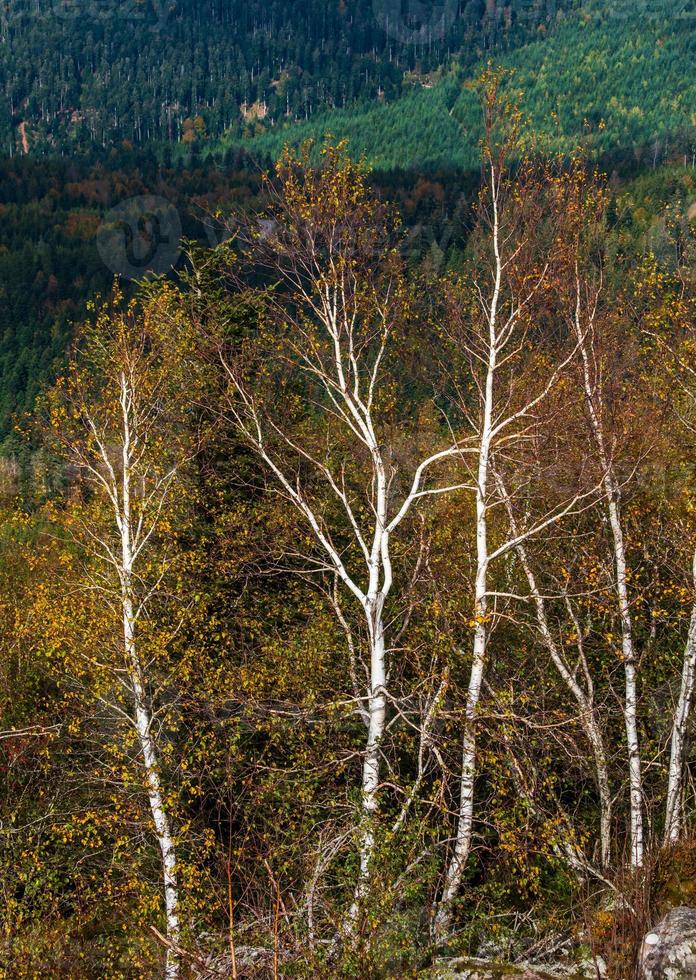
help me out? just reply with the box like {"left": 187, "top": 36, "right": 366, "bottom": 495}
{"left": 3, "top": 97, "right": 696, "bottom": 978}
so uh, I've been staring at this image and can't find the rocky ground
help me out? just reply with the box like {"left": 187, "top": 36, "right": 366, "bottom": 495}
{"left": 431, "top": 907, "right": 696, "bottom": 979}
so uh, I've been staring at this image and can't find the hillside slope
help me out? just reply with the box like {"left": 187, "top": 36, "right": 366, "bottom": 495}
{"left": 236, "top": 0, "right": 696, "bottom": 168}
{"left": 0, "top": 0, "right": 566, "bottom": 154}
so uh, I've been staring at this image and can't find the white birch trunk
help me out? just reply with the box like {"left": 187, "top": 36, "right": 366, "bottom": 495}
{"left": 665, "top": 547, "right": 696, "bottom": 844}
{"left": 354, "top": 598, "right": 387, "bottom": 901}
{"left": 123, "top": 594, "right": 180, "bottom": 979}
{"left": 608, "top": 485, "right": 644, "bottom": 868}
{"left": 119, "top": 374, "right": 180, "bottom": 979}
{"left": 575, "top": 304, "right": 644, "bottom": 868}
{"left": 351, "top": 447, "right": 391, "bottom": 914}
{"left": 434, "top": 177, "right": 498, "bottom": 936}
{"left": 433, "top": 167, "right": 594, "bottom": 935}
{"left": 433, "top": 614, "right": 486, "bottom": 938}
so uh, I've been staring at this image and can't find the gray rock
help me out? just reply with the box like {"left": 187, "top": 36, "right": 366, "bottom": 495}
{"left": 640, "top": 907, "right": 696, "bottom": 979}
{"left": 521, "top": 957, "right": 606, "bottom": 979}
{"left": 430, "top": 960, "right": 551, "bottom": 979}
{"left": 192, "top": 944, "right": 272, "bottom": 978}
{"left": 431, "top": 956, "right": 606, "bottom": 979}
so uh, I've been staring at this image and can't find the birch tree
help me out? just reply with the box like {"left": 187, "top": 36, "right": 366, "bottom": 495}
{"left": 46, "top": 292, "right": 197, "bottom": 978}
{"left": 497, "top": 475, "right": 613, "bottom": 868}
{"left": 213, "top": 145, "right": 468, "bottom": 921}
{"left": 568, "top": 271, "right": 646, "bottom": 869}
{"left": 665, "top": 551, "right": 696, "bottom": 843}
{"left": 433, "top": 92, "right": 600, "bottom": 937}
{"left": 644, "top": 284, "right": 696, "bottom": 844}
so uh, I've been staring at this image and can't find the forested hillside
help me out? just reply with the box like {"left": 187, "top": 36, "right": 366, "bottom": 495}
{"left": 0, "top": 0, "right": 567, "bottom": 154}
{"left": 5, "top": 0, "right": 696, "bottom": 170}
{"left": 0, "top": 146, "right": 482, "bottom": 444}
{"left": 240, "top": 0, "right": 696, "bottom": 168}
{"left": 0, "top": 148, "right": 264, "bottom": 441}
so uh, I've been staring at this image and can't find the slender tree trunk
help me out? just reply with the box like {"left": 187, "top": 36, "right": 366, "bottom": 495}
{"left": 349, "top": 444, "right": 395, "bottom": 915}
{"left": 495, "top": 464, "right": 612, "bottom": 865}
{"left": 434, "top": 369, "right": 493, "bottom": 938}
{"left": 357, "top": 598, "right": 387, "bottom": 889}
{"left": 536, "top": 618, "right": 612, "bottom": 868}
{"left": 575, "top": 305, "right": 644, "bottom": 868}
{"left": 122, "top": 583, "right": 180, "bottom": 978}
{"left": 545, "top": 646, "right": 612, "bottom": 868}
{"left": 605, "top": 480, "right": 644, "bottom": 868}
{"left": 434, "top": 169, "right": 499, "bottom": 939}
{"left": 665, "top": 548, "right": 696, "bottom": 844}
{"left": 588, "top": 720, "right": 613, "bottom": 868}
{"left": 120, "top": 384, "right": 180, "bottom": 979}
{"left": 433, "top": 614, "right": 486, "bottom": 939}
{"left": 515, "top": 537, "right": 612, "bottom": 867}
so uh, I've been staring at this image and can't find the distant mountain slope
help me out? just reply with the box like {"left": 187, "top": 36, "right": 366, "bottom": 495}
{"left": 236, "top": 0, "right": 696, "bottom": 169}
{"left": 0, "top": 0, "right": 568, "bottom": 154}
